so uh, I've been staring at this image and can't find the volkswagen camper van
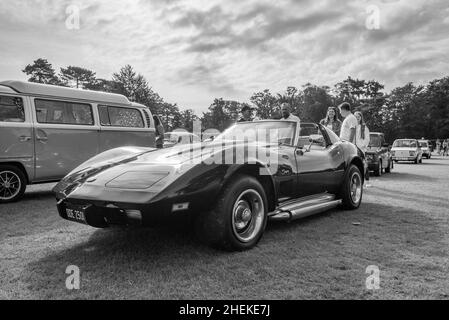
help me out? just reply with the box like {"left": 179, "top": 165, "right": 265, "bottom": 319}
{"left": 0, "top": 81, "right": 156, "bottom": 203}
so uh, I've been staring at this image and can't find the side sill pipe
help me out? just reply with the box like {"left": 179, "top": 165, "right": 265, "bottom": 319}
{"left": 269, "top": 199, "right": 342, "bottom": 222}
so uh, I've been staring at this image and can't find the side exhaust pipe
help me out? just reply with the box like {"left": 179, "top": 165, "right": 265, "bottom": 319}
{"left": 270, "top": 199, "right": 342, "bottom": 222}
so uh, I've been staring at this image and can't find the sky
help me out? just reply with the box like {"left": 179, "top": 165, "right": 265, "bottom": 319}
{"left": 1, "top": 0, "right": 448, "bottom": 113}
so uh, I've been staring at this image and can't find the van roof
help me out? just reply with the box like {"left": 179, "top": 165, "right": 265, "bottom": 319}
{"left": 0, "top": 80, "right": 131, "bottom": 106}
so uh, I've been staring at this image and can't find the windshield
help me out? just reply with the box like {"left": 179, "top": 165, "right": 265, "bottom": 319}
{"left": 215, "top": 121, "right": 297, "bottom": 145}
{"left": 369, "top": 135, "right": 382, "bottom": 147}
{"left": 419, "top": 142, "right": 428, "bottom": 148}
{"left": 393, "top": 140, "right": 417, "bottom": 148}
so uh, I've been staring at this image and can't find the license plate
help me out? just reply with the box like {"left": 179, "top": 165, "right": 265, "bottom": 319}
{"left": 65, "top": 204, "right": 88, "bottom": 224}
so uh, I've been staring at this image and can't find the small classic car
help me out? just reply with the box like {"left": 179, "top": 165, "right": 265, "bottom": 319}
{"left": 391, "top": 139, "right": 423, "bottom": 164}
{"left": 53, "top": 120, "right": 365, "bottom": 251}
{"left": 418, "top": 140, "right": 432, "bottom": 159}
{"left": 366, "top": 132, "right": 393, "bottom": 176}
{"left": 163, "top": 131, "right": 201, "bottom": 148}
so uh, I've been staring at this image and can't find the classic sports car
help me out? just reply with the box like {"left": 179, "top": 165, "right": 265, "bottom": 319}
{"left": 366, "top": 132, "right": 393, "bottom": 176}
{"left": 391, "top": 139, "right": 423, "bottom": 164}
{"left": 53, "top": 121, "right": 365, "bottom": 251}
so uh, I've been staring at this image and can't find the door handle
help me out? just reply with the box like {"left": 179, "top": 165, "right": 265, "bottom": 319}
{"left": 296, "top": 150, "right": 304, "bottom": 156}
{"left": 19, "top": 136, "right": 32, "bottom": 142}
{"left": 36, "top": 135, "right": 48, "bottom": 142}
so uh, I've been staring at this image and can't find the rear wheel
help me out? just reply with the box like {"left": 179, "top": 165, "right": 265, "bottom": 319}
{"left": 195, "top": 175, "right": 268, "bottom": 251}
{"left": 0, "top": 165, "right": 27, "bottom": 203}
{"left": 340, "top": 165, "right": 363, "bottom": 210}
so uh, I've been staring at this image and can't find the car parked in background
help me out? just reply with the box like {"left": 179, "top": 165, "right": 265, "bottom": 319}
{"left": 366, "top": 132, "right": 393, "bottom": 176}
{"left": 391, "top": 139, "right": 423, "bottom": 164}
{"left": 418, "top": 139, "right": 432, "bottom": 159}
{"left": 163, "top": 131, "right": 201, "bottom": 148}
{"left": 0, "top": 81, "right": 156, "bottom": 203}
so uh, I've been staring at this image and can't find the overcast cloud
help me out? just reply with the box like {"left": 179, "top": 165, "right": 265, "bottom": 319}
{"left": 0, "top": 0, "right": 448, "bottom": 113}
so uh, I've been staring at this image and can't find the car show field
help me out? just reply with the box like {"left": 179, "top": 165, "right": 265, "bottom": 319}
{"left": 0, "top": 156, "right": 448, "bottom": 300}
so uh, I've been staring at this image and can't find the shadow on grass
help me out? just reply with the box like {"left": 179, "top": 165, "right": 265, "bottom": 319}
{"left": 21, "top": 190, "right": 55, "bottom": 202}
{"left": 21, "top": 202, "right": 447, "bottom": 300}
{"left": 374, "top": 171, "right": 437, "bottom": 183}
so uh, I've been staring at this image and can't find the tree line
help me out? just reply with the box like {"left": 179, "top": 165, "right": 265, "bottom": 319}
{"left": 23, "top": 58, "right": 449, "bottom": 142}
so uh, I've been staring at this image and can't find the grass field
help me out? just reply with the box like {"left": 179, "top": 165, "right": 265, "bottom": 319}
{"left": 1, "top": 157, "right": 448, "bottom": 300}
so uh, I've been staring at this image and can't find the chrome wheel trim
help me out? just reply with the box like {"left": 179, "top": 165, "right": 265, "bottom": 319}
{"left": 232, "top": 189, "right": 265, "bottom": 243}
{"left": 350, "top": 172, "right": 362, "bottom": 204}
{"left": 0, "top": 171, "right": 21, "bottom": 201}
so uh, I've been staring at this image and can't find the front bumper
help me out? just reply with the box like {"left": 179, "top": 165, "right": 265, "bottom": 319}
{"left": 56, "top": 198, "right": 179, "bottom": 228}
{"left": 392, "top": 156, "right": 416, "bottom": 161}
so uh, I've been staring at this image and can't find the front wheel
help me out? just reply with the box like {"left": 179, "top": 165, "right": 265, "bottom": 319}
{"left": 340, "top": 165, "right": 363, "bottom": 210}
{"left": 0, "top": 165, "right": 27, "bottom": 203}
{"left": 195, "top": 175, "right": 268, "bottom": 251}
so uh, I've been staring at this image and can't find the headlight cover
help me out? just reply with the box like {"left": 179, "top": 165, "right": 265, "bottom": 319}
{"left": 106, "top": 171, "right": 169, "bottom": 189}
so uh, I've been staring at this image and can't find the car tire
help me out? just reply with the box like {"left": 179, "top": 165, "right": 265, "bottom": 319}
{"left": 0, "top": 165, "right": 27, "bottom": 204}
{"left": 414, "top": 157, "right": 419, "bottom": 164}
{"left": 195, "top": 174, "right": 268, "bottom": 251}
{"left": 419, "top": 156, "right": 423, "bottom": 164}
{"left": 340, "top": 165, "right": 363, "bottom": 210}
{"left": 374, "top": 161, "right": 382, "bottom": 177}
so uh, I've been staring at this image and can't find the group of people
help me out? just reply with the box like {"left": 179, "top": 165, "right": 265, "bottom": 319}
{"left": 320, "top": 102, "right": 371, "bottom": 154}
{"left": 435, "top": 139, "right": 449, "bottom": 157}
{"left": 238, "top": 102, "right": 370, "bottom": 154}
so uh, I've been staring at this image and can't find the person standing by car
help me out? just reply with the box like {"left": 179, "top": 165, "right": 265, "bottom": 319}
{"left": 338, "top": 102, "right": 357, "bottom": 144}
{"left": 153, "top": 115, "right": 165, "bottom": 149}
{"left": 436, "top": 139, "right": 441, "bottom": 155}
{"left": 238, "top": 105, "right": 255, "bottom": 122}
{"left": 443, "top": 139, "right": 448, "bottom": 157}
{"left": 320, "top": 107, "right": 342, "bottom": 135}
{"left": 354, "top": 111, "right": 371, "bottom": 187}
{"left": 280, "top": 103, "right": 300, "bottom": 125}
{"left": 354, "top": 111, "right": 370, "bottom": 153}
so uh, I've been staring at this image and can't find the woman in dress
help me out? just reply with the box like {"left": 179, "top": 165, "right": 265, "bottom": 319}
{"left": 320, "top": 107, "right": 342, "bottom": 135}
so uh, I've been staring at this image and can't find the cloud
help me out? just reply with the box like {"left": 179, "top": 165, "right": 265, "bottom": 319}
{"left": 0, "top": 0, "right": 448, "bottom": 113}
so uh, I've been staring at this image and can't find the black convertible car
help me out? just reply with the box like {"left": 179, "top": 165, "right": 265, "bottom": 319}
{"left": 54, "top": 121, "right": 365, "bottom": 251}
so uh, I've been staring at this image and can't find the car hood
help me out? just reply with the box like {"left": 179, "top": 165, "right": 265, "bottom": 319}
{"left": 54, "top": 141, "right": 278, "bottom": 203}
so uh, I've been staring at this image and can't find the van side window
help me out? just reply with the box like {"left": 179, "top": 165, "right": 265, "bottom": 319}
{"left": 35, "top": 99, "right": 93, "bottom": 125}
{"left": 0, "top": 95, "right": 25, "bottom": 122}
{"left": 98, "top": 105, "right": 144, "bottom": 128}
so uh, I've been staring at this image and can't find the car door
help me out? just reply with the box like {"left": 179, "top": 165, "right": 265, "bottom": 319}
{"left": 33, "top": 98, "right": 99, "bottom": 182}
{"left": 295, "top": 124, "right": 345, "bottom": 197}
{"left": 273, "top": 144, "right": 299, "bottom": 200}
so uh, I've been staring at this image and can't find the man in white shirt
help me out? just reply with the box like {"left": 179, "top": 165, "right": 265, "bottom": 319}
{"left": 280, "top": 103, "right": 301, "bottom": 124}
{"left": 338, "top": 102, "right": 357, "bottom": 144}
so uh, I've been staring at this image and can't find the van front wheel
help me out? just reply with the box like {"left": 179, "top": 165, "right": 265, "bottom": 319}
{"left": 0, "top": 165, "right": 27, "bottom": 203}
